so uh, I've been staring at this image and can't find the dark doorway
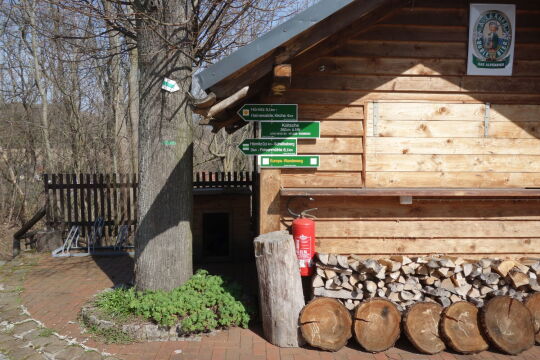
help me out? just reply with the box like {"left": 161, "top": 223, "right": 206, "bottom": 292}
{"left": 202, "top": 212, "right": 230, "bottom": 258}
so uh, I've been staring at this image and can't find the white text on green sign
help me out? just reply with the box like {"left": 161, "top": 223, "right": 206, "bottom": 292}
{"left": 238, "top": 104, "right": 297, "bottom": 121}
{"left": 260, "top": 121, "right": 320, "bottom": 139}
{"left": 239, "top": 139, "right": 296, "bottom": 155}
{"left": 260, "top": 156, "right": 319, "bottom": 168}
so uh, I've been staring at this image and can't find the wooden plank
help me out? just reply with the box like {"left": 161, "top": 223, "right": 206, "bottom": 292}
{"left": 105, "top": 174, "right": 112, "bottom": 236}
{"left": 132, "top": 173, "right": 138, "bottom": 230}
{"left": 281, "top": 171, "right": 363, "bottom": 188}
{"left": 366, "top": 137, "right": 540, "bottom": 155}
{"left": 293, "top": 74, "right": 540, "bottom": 94}
{"left": 375, "top": 120, "right": 483, "bottom": 138}
{"left": 378, "top": 103, "right": 485, "bottom": 121}
{"left": 79, "top": 173, "right": 85, "bottom": 236}
{"left": 319, "top": 120, "right": 363, "bottom": 137}
{"left": 490, "top": 122, "right": 540, "bottom": 139}
{"left": 51, "top": 174, "right": 58, "bottom": 222}
{"left": 259, "top": 169, "right": 281, "bottom": 234}
{"left": 86, "top": 174, "right": 92, "bottom": 235}
{"left": 279, "top": 188, "right": 540, "bottom": 197}
{"left": 315, "top": 238, "right": 540, "bottom": 255}
{"left": 316, "top": 155, "right": 363, "bottom": 171}
{"left": 335, "top": 40, "right": 466, "bottom": 59}
{"left": 112, "top": 173, "right": 118, "bottom": 235}
{"left": 307, "top": 56, "right": 466, "bottom": 76}
{"left": 312, "top": 220, "right": 540, "bottom": 238}
{"left": 367, "top": 154, "right": 540, "bottom": 172}
{"left": 280, "top": 197, "right": 540, "bottom": 221}
{"left": 126, "top": 174, "right": 132, "bottom": 234}
{"left": 298, "top": 138, "right": 363, "bottom": 154}
{"left": 272, "top": 64, "right": 291, "bottom": 96}
{"left": 270, "top": 90, "right": 540, "bottom": 106}
{"left": 58, "top": 174, "right": 65, "bottom": 223}
{"left": 72, "top": 174, "right": 79, "bottom": 226}
{"left": 366, "top": 172, "right": 540, "bottom": 188}
{"left": 491, "top": 104, "right": 540, "bottom": 122}
{"left": 66, "top": 174, "right": 72, "bottom": 224}
{"left": 300, "top": 105, "right": 363, "bottom": 120}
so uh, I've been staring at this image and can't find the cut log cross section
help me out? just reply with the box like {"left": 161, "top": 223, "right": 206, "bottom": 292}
{"left": 481, "top": 296, "right": 535, "bottom": 355}
{"left": 440, "top": 301, "right": 488, "bottom": 354}
{"left": 525, "top": 293, "right": 540, "bottom": 344}
{"left": 299, "top": 297, "right": 352, "bottom": 351}
{"left": 353, "top": 298, "right": 401, "bottom": 353}
{"left": 403, "top": 302, "right": 445, "bottom": 355}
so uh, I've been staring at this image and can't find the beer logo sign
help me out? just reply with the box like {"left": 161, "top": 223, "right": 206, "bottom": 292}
{"left": 467, "top": 4, "right": 515, "bottom": 76}
{"left": 473, "top": 11, "right": 512, "bottom": 68}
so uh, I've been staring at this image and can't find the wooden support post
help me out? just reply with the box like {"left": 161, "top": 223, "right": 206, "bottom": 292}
{"left": 259, "top": 169, "right": 281, "bottom": 234}
{"left": 272, "top": 64, "right": 292, "bottom": 96}
{"left": 254, "top": 230, "right": 305, "bottom": 347}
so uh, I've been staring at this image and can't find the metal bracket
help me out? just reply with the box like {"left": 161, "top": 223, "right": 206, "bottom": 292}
{"left": 373, "top": 101, "right": 379, "bottom": 136}
{"left": 484, "top": 103, "right": 490, "bottom": 138}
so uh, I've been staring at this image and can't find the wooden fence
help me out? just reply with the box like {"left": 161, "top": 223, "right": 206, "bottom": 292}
{"left": 44, "top": 171, "right": 254, "bottom": 237}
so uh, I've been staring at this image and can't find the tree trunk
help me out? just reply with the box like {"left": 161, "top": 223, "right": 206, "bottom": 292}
{"left": 254, "top": 230, "right": 305, "bottom": 347}
{"left": 440, "top": 301, "right": 488, "bottom": 354}
{"left": 353, "top": 298, "right": 401, "bottom": 353}
{"left": 524, "top": 293, "right": 540, "bottom": 344}
{"left": 480, "top": 296, "right": 535, "bottom": 355}
{"left": 299, "top": 297, "right": 352, "bottom": 351}
{"left": 134, "top": 0, "right": 194, "bottom": 291}
{"left": 403, "top": 302, "right": 445, "bottom": 355}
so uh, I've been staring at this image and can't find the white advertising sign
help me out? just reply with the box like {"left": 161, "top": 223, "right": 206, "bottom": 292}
{"left": 467, "top": 4, "right": 516, "bottom": 76}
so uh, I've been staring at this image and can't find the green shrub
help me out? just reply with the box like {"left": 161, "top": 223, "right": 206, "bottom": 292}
{"left": 94, "top": 270, "right": 250, "bottom": 333}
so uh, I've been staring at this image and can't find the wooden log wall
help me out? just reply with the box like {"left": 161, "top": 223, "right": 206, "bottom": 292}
{"left": 260, "top": 0, "right": 540, "bottom": 257}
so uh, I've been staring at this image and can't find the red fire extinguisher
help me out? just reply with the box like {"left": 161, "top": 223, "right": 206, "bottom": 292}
{"left": 288, "top": 197, "right": 317, "bottom": 277}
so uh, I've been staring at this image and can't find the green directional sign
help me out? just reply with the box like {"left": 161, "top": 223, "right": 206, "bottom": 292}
{"left": 239, "top": 138, "right": 296, "bottom": 155}
{"left": 260, "top": 156, "right": 320, "bottom": 168}
{"left": 238, "top": 104, "right": 297, "bottom": 121}
{"left": 260, "top": 121, "right": 320, "bottom": 138}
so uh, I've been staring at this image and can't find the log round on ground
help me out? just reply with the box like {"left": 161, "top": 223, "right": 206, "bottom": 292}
{"left": 353, "top": 298, "right": 401, "bottom": 353}
{"left": 525, "top": 293, "right": 540, "bottom": 344}
{"left": 440, "top": 301, "right": 488, "bottom": 354}
{"left": 480, "top": 296, "right": 535, "bottom": 355}
{"left": 299, "top": 297, "right": 352, "bottom": 351}
{"left": 403, "top": 302, "right": 445, "bottom": 354}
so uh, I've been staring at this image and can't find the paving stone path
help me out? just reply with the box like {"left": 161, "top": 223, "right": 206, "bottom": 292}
{"left": 0, "top": 255, "right": 119, "bottom": 360}
{"left": 0, "top": 253, "right": 538, "bottom": 359}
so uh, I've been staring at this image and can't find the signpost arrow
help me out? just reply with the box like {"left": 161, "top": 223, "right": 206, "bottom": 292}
{"left": 239, "top": 139, "right": 296, "bottom": 155}
{"left": 260, "top": 155, "right": 319, "bottom": 168}
{"left": 238, "top": 104, "right": 298, "bottom": 121}
{"left": 260, "top": 121, "right": 320, "bottom": 138}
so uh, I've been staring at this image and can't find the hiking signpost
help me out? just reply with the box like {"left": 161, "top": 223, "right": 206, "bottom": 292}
{"left": 239, "top": 139, "right": 297, "bottom": 155}
{"left": 238, "top": 104, "right": 298, "bottom": 121}
{"left": 260, "top": 121, "right": 320, "bottom": 139}
{"left": 238, "top": 104, "right": 320, "bottom": 168}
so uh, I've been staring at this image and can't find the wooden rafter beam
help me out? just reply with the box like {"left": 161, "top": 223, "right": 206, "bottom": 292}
{"left": 271, "top": 64, "right": 292, "bottom": 96}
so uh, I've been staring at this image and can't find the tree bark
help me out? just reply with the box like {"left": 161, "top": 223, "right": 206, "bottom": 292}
{"left": 254, "top": 230, "right": 305, "bottom": 347}
{"left": 134, "top": 0, "right": 194, "bottom": 291}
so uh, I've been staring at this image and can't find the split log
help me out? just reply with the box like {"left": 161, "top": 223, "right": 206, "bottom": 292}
{"left": 299, "top": 298, "right": 352, "bottom": 351}
{"left": 524, "top": 293, "right": 540, "bottom": 344}
{"left": 440, "top": 301, "right": 488, "bottom": 354}
{"left": 254, "top": 231, "right": 305, "bottom": 347}
{"left": 480, "top": 296, "right": 535, "bottom": 355}
{"left": 403, "top": 303, "right": 445, "bottom": 355}
{"left": 353, "top": 298, "right": 401, "bottom": 353}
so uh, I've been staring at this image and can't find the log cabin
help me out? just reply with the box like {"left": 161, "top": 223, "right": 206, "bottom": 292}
{"left": 194, "top": 0, "right": 540, "bottom": 259}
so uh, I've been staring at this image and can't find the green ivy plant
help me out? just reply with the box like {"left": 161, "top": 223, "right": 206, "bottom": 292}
{"left": 94, "top": 270, "right": 250, "bottom": 333}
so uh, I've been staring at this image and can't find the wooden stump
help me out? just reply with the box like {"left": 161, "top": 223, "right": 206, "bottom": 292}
{"left": 254, "top": 231, "right": 305, "bottom": 347}
{"left": 299, "top": 298, "right": 352, "bottom": 351}
{"left": 480, "top": 296, "right": 535, "bottom": 355}
{"left": 403, "top": 302, "right": 445, "bottom": 354}
{"left": 353, "top": 298, "right": 401, "bottom": 353}
{"left": 525, "top": 293, "right": 540, "bottom": 344}
{"left": 440, "top": 301, "right": 488, "bottom": 354}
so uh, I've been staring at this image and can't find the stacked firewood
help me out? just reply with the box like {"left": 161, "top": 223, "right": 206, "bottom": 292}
{"left": 313, "top": 254, "right": 540, "bottom": 311}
